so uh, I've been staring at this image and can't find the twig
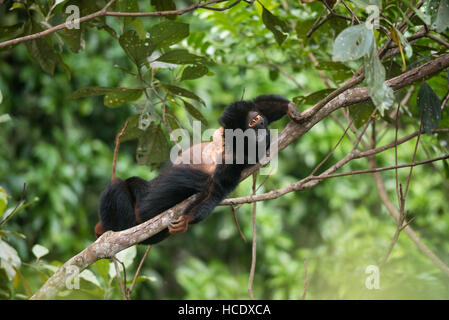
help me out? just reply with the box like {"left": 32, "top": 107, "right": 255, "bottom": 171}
{"left": 0, "top": 0, "right": 233, "bottom": 49}
{"left": 403, "top": 120, "right": 423, "bottom": 202}
{"left": 203, "top": 0, "right": 242, "bottom": 11}
{"left": 426, "top": 32, "right": 449, "bottom": 49}
{"left": 268, "top": 63, "right": 308, "bottom": 92}
{"left": 307, "top": 14, "right": 334, "bottom": 38}
{"left": 111, "top": 121, "right": 129, "bottom": 179}
{"left": 368, "top": 155, "right": 449, "bottom": 278}
{"left": 247, "top": 172, "right": 258, "bottom": 300}
{"left": 379, "top": 119, "right": 424, "bottom": 268}
{"left": 307, "top": 51, "right": 332, "bottom": 89}
{"left": 301, "top": 258, "right": 308, "bottom": 300}
{"left": 341, "top": 0, "right": 360, "bottom": 24}
{"left": 0, "top": 183, "right": 27, "bottom": 227}
{"left": 441, "top": 90, "right": 449, "bottom": 111}
{"left": 127, "top": 246, "right": 152, "bottom": 299}
{"left": 310, "top": 118, "right": 353, "bottom": 176}
{"left": 231, "top": 206, "right": 246, "bottom": 243}
{"left": 112, "top": 256, "right": 128, "bottom": 300}
{"left": 307, "top": 155, "right": 449, "bottom": 180}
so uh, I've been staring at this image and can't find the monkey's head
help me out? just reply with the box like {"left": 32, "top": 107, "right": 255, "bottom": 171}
{"left": 219, "top": 94, "right": 291, "bottom": 130}
{"left": 218, "top": 94, "right": 291, "bottom": 165}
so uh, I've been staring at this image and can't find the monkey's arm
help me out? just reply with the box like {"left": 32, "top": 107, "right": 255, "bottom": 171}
{"left": 253, "top": 94, "right": 301, "bottom": 124}
{"left": 168, "top": 164, "right": 242, "bottom": 234}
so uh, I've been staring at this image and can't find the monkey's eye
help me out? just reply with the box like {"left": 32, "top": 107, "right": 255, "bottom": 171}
{"left": 249, "top": 115, "right": 262, "bottom": 127}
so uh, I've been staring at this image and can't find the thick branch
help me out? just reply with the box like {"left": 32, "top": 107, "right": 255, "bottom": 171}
{"left": 30, "top": 195, "right": 196, "bottom": 300}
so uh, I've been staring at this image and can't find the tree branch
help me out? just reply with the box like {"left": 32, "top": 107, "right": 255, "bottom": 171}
{"left": 0, "top": 0, "right": 235, "bottom": 49}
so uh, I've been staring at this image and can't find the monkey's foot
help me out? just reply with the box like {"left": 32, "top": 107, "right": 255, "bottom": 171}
{"left": 168, "top": 215, "right": 191, "bottom": 234}
{"left": 287, "top": 102, "right": 308, "bottom": 123}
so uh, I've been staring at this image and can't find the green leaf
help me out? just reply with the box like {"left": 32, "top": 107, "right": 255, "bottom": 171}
{"left": 293, "top": 88, "right": 336, "bottom": 106}
{"left": 363, "top": 39, "right": 395, "bottom": 115}
{"left": 0, "top": 196, "right": 39, "bottom": 227}
{"left": 412, "top": 6, "right": 431, "bottom": 25}
{"left": 269, "top": 68, "right": 279, "bottom": 81}
{"left": 69, "top": 87, "right": 143, "bottom": 108}
{"left": 156, "top": 49, "right": 208, "bottom": 65}
{"left": 0, "top": 191, "right": 7, "bottom": 218}
{"left": 132, "top": 18, "right": 146, "bottom": 40}
{"left": 69, "top": 86, "right": 117, "bottom": 99}
{"left": 59, "top": 28, "right": 82, "bottom": 53}
{"left": 348, "top": 100, "right": 376, "bottom": 128}
{"left": 443, "top": 159, "right": 449, "bottom": 180}
{"left": 351, "top": 0, "right": 381, "bottom": 9}
{"left": 0, "top": 240, "right": 21, "bottom": 281}
{"left": 92, "top": 259, "right": 110, "bottom": 282}
{"left": 182, "top": 100, "right": 208, "bottom": 125}
{"left": 261, "top": 6, "right": 288, "bottom": 46}
{"left": 0, "top": 23, "right": 23, "bottom": 40}
{"left": 150, "top": 21, "right": 190, "bottom": 49}
{"left": 119, "top": 30, "right": 154, "bottom": 66}
{"left": 116, "top": 0, "right": 139, "bottom": 27}
{"left": 164, "top": 107, "right": 182, "bottom": 131}
{"left": 59, "top": 2, "right": 83, "bottom": 53}
{"left": 417, "top": 82, "right": 442, "bottom": 134}
{"left": 136, "top": 124, "right": 169, "bottom": 169}
{"left": 151, "top": 0, "right": 176, "bottom": 20}
{"left": 316, "top": 61, "right": 353, "bottom": 83}
{"left": 0, "top": 114, "right": 11, "bottom": 124}
{"left": 163, "top": 84, "right": 205, "bottom": 105}
{"left": 332, "top": 24, "right": 374, "bottom": 62}
{"left": 426, "top": 0, "right": 441, "bottom": 23}
{"left": 120, "top": 114, "right": 145, "bottom": 142}
{"left": 9, "top": 2, "right": 26, "bottom": 11}
{"left": 79, "top": 269, "right": 101, "bottom": 287}
{"left": 32, "top": 244, "right": 49, "bottom": 259}
{"left": 104, "top": 88, "right": 143, "bottom": 108}
{"left": 433, "top": 0, "right": 449, "bottom": 33}
{"left": 25, "top": 21, "right": 57, "bottom": 75}
{"left": 181, "top": 65, "right": 209, "bottom": 81}
{"left": 295, "top": 19, "right": 315, "bottom": 39}
{"left": 115, "top": 246, "right": 136, "bottom": 268}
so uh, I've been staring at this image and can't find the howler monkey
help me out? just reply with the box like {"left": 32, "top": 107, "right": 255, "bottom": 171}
{"left": 95, "top": 94, "right": 294, "bottom": 244}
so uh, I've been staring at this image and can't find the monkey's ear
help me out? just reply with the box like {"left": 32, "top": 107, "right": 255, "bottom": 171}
{"left": 253, "top": 94, "right": 291, "bottom": 124}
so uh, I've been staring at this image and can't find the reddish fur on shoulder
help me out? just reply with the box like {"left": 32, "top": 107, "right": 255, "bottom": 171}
{"left": 94, "top": 222, "right": 105, "bottom": 238}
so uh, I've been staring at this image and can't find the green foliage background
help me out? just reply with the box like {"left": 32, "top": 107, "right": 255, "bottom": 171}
{"left": 0, "top": 0, "right": 448, "bottom": 299}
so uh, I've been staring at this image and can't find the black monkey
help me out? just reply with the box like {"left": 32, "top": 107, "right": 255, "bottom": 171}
{"left": 95, "top": 94, "right": 293, "bottom": 244}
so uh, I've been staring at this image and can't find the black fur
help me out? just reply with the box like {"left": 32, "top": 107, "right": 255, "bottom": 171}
{"left": 97, "top": 94, "right": 291, "bottom": 244}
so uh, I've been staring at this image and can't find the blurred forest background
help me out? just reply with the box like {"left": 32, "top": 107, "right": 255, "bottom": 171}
{"left": 0, "top": 0, "right": 449, "bottom": 299}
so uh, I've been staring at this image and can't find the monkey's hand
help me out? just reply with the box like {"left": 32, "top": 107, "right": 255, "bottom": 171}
{"left": 168, "top": 214, "right": 192, "bottom": 234}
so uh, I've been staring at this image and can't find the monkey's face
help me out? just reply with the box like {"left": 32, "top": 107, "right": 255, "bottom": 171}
{"left": 246, "top": 110, "right": 269, "bottom": 143}
{"left": 247, "top": 110, "right": 267, "bottom": 130}
{"left": 219, "top": 101, "right": 276, "bottom": 165}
